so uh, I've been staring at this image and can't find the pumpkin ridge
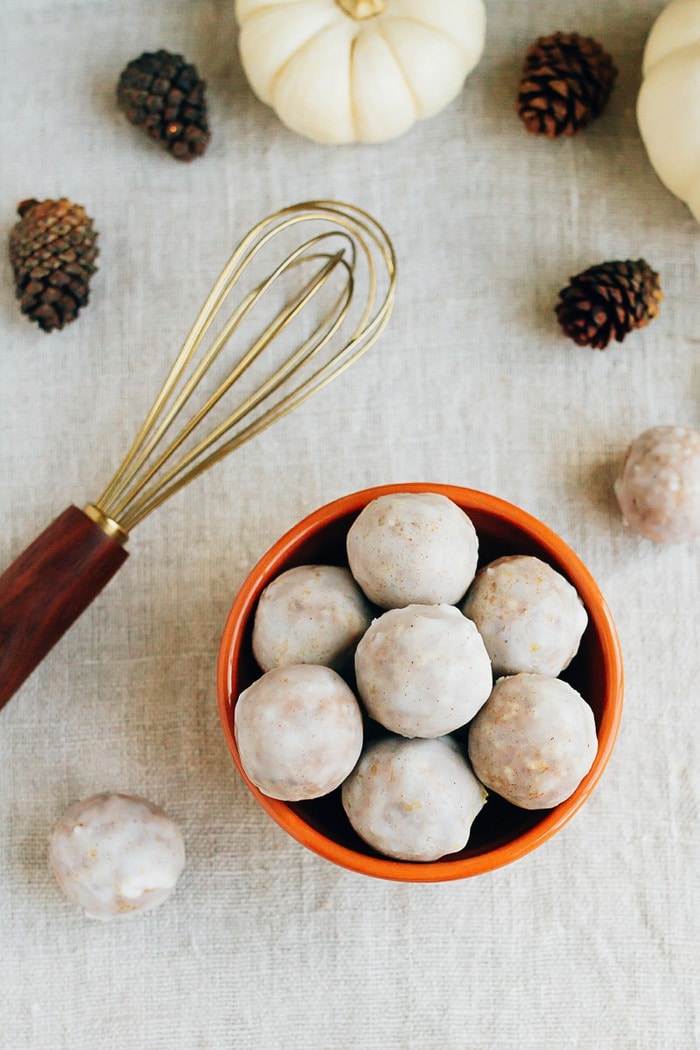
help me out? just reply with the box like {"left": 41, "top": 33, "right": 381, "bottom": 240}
{"left": 381, "top": 13, "right": 470, "bottom": 57}
{"left": 645, "top": 37, "right": 700, "bottom": 75}
{"left": 348, "top": 33, "right": 361, "bottom": 140}
{"left": 374, "top": 21, "right": 420, "bottom": 115}
{"left": 267, "top": 18, "right": 353, "bottom": 103}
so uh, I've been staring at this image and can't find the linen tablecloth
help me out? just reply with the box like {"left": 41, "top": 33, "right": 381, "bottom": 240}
{"left": 1, "top": 1, "right": 698, "bottom": 1047}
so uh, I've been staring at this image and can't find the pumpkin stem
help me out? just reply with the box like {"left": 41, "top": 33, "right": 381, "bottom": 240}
{"left": 336, "top": 0, "right": 385, "bottom": 19}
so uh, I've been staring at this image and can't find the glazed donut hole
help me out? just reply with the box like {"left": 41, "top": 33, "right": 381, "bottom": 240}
{"left": 346, "top": 491, "right": 479, "bottom": 608}
{"left": 49, "top": 792, "right": 185, "bottom": 921}
{"left": 341, "top": 736, "right": 487, "bottom": 862}
{"left": 461, "top": 555, "right": 588, "bottom": 677}
{"left": 354, "top": 603, "right": 492, "bottom": 738}
{"left": 234, "top": 664, "right": 363, "bottom": 801}
{"left": 468, "top": 673, "right": 598, "bottom": 810}
{"left": 614, "top": 425, "right": 700, "bottom": 544}
{"left": 252, "top": 564, "right": 373, "bottom": 672}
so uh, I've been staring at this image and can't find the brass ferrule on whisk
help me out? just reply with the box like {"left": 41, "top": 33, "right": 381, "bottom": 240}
{"left": 83, "top": 504, "right": 130, "bottom": 546}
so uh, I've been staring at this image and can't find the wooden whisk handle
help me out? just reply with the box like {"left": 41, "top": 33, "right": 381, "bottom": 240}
{"left": 0, "top": 506, "right": 128, "bottom": 711}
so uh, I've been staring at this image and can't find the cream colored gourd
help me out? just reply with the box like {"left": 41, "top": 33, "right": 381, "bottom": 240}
{"left": 637, "top": 0, "right": 700, "bottom": 221}
{"left": 235, "top": 0, "right": 487, "bottom": 144}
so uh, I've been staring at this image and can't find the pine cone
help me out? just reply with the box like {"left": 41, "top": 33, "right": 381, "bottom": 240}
{"left": 555, "top": 259, "right": 663, "bottom": 350}
{"left": 517, "top": 33, "right": 617, "bottom": 138}
{"left": 116, "top": 49, "right": 210, "bottom": 161}
{"left": 9, "top": 198, "right": 99, "bottom": 333}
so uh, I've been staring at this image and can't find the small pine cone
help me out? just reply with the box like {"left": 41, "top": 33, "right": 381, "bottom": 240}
{"left": 555, "top": 259, "right": 663, "bottom": 350}
{"left": 9, "top": 199, "right": 99, "bottom": 333}
{"left": 116, "top": 49, "right": 210, "bottom": 161}
{"left": 517, "top": 32, "right": 617, "bottom": 138}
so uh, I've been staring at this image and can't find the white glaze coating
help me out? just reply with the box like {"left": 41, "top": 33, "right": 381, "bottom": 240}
{"left": 49, "top": 792, "right": 185, "bottom": 921}
{"left": 342, "top": 735, "right": 487, "bottom": 862}
{"left": 461, "top": 555, "right": 588, "bottom": 677}
{"left": 468, "top": 673, "right": 598, "bottom": 810}
{"left": 234, "top": 664, "right": 363, "bottom": 800}
{"left": 614, "top": 425, "right": 700, "bottom": 543}
{"left": 346, "top": 492, "right": 479, "bottom": 609}
{"left": 355, "top": 603, "right": 492, "bottom": 737}
{"left": 252, "top": 564, "right": 373, "bottom": 671}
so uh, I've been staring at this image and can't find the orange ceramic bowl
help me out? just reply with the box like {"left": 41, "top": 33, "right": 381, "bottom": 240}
{"left": 217, "top": 483, "right": 623, "bottom": 882}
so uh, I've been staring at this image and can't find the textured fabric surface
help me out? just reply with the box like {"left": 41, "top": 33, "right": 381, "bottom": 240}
{"left": 1, "top": 1, "right": 698, "bottom": 1047}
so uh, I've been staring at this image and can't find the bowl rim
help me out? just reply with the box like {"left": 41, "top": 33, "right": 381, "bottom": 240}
{"left": 217, "top": 482, "right": 624, "bottom": 882}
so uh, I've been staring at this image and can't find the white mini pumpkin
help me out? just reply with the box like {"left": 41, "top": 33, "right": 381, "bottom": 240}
{"left": 637, "top": 0, "right": 700, "bottom": 221}
{"left": 235, "top": 0, "right": 487, "bottom": 144}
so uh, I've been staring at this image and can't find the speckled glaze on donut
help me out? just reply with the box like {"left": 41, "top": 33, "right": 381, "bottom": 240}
{"left": 49, "top": 792, "right": 185, "bottom": 921}
{"left": 355, "top": 603, "right": 492, "bottom": 737}
{"left": 342, "top": 735, "right": 487, "bottom": 862}
{"left": 468, "top": 673, "right": 597, "bottom": 810}
{"left": 346, "top": 492, "right": 478, "bottom": 608}
{"left": 614, "top": 425, "right": 700, "bottom": 543}
{"left": 462, "top": 555, "right": 587, "bottom": 677}
{"left": 252, "top": 564, "right": 373, "bottom": 671}
{"left": 234, "top": 664, "right": 363, "bottom": 801}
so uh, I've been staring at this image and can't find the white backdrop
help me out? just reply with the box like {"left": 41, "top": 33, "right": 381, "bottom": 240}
{"left": 0, "top": 2, "right": 698, "bottom": 1047}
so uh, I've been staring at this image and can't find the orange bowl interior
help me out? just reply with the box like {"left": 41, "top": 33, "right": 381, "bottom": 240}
{"left": 217, "top": 483, "right": 624, "bottom": 882}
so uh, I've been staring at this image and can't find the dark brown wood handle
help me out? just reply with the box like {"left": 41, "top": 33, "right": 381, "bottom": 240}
{"left": 0, "top": 506, "right": 128, "bottom": 711}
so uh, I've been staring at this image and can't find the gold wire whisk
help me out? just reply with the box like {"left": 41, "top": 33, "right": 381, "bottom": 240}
{"left": 91, "top": 200, "right": 396, "bottom": 535}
